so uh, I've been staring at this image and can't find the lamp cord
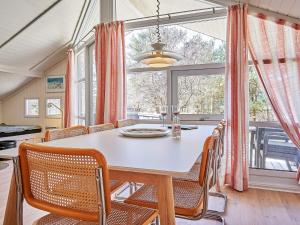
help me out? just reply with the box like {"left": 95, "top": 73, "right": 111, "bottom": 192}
{"left": 156, "top": 0, "right": 161, "bottom": 43}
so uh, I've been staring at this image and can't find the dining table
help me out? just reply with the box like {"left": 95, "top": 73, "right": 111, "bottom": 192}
{"left": 2, "top": 124, "right": 215, "bottom": 225}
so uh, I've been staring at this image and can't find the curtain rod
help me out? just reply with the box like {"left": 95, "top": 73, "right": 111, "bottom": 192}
{"left": 72, "top": 6, "right": 225, "bottom": 49}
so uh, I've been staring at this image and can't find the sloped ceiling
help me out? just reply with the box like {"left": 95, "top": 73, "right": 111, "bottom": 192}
{"left": 0, "top": 0, "right": 87, "bottom": 100}
{"left": 210, "top": 0, "right": 300, "bottom": 20}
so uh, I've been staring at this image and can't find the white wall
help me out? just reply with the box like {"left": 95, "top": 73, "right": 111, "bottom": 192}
{"left": 2, "top": 59, "right": 67, "bottom": 131}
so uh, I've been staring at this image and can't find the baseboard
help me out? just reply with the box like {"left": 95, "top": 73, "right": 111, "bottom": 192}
{"left": 249, "top": 169, "right": 300, "bottom": 193}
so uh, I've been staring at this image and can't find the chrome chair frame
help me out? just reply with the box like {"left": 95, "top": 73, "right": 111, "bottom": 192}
{"left": 176, "top": 149, "right": 225, "bottom": 225}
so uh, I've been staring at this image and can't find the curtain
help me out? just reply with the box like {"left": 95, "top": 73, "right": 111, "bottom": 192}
{"left": 64, "top": 50, "right": 73, "bottom": 128}
{"left": 248, "top": 15, "right": 300, "bottom": 182}
{"left": 225, "top": 4, "right": 249, "bottom": 191}
{"left": 94, "top": 21, "right": 126, "bottom": 126}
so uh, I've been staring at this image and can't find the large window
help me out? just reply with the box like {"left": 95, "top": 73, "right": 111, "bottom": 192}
{"left": 74, "top": 50, "right": 86, "bottom": 125}
{"left": 74, "top": 43, "right": 96, "bottom": 126}
{"left": 248, "top": 65, "right": 299, "bottom": 173}
{"left": 171, "top": 67, "right": 224, "bottom": 121}
{"left": 125, "top": 20, "right": 226, "bottom": 120}
{"left": 127, "top": 70, "right": 167, "bottom": 120}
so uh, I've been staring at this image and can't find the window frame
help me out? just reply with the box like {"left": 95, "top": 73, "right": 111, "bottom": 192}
{"left": 127, "top": 63, "right": 225, "bottom": 123}
{"left": 24, "top": 98, "right": 40, "bottom": 118}
{"left": 45, "top": 97, "right": 63, "bottom": 118}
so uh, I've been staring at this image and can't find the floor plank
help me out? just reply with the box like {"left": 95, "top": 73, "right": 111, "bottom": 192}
{"left": 1, "top": 160, "right": 300, "bottom": 225}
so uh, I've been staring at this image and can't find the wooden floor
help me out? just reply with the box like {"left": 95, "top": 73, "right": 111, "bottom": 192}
{"left": 1, "top": 160, "right": 300, "bottom": 225}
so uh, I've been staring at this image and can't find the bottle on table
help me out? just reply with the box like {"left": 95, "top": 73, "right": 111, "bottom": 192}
{"left": 172, "top": 114, "right": 181, "bottom": 139}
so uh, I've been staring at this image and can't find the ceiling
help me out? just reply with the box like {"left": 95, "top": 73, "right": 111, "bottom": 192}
{"left": 211, "top": 0, "right": 300, "bottom": 20}
{"left": 0, "top": 0, "right": 88, "bottom": 100}
{"left": 1, "top": 0, "right": 300, "bottom": 101}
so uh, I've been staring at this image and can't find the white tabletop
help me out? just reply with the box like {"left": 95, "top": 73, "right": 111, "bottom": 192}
{"left": 2, "top": 124, "right": 215, "bottom": 175}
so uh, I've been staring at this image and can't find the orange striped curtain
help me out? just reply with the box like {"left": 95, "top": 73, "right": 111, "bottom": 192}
{"left": 225, "top": 4, "right": 249, "bottom": 191}
{"left": 248, "top": 14, "right": 300, "bottom": 183}
{"left": 94, "top": 21, "right": 126, "bottom": 127}
{"left": 64, "top": 50, "right": 73, "bottom": 128}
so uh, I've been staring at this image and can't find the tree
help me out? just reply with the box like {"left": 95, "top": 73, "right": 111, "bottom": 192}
{"left": 126, "top": 24, "right": 275, "bottom": 122}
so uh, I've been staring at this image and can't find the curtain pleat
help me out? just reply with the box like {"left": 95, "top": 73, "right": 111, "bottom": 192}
{"left": 94, "top": 21, "right": 126, "bottom": 126}
{"left": 225, "top": 4, "right": 249, "bottom": 191}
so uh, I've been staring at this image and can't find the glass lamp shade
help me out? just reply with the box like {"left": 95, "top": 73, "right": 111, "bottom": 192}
{"left": 136, "top": 42, "right": 182, "bottom": 68}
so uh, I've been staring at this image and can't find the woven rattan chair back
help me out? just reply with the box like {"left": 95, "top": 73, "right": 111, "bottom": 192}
{"left": 199, "top": 131, "right": 220, "bottom": 187}
{"left": 88, "top": 123, "right": 115, "bottom": 133}
{"left": 18, "top": 142, "right": 111, "bottom": 222}
{"left": 44, "top": 125, "right": 88, "bottom": 142}
{"left": 117, "top": 119, "right": 136, "bottom": 128}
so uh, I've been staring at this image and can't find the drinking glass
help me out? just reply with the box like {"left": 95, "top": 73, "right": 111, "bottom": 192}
{"left": 160, "top": 105, "right": 168, "bottom": 127}
{"left": 171, "top": 105, "right": 180, "bottom": 117}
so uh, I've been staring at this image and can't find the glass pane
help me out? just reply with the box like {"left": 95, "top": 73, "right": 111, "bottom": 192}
{"left": 248, "top": 65, "right": 299, "bottom": 172}
{"left": 125, "top": 20, "right": 226, "bottom": 68}
{"left": 25, "top": 99, "right": 39, "bottom": 116}
{"left": 91, "top": 45, "right": 97, "bottom": 124}
{"left": 177, "top": 74, "right": 224, "bottom": 115}
{"left": 116, "top": 0, "right": 221, "bottom": 20}
{"left": 46, "top": 98, "right": 61, "bottom": 116}
{"left": 77, "top": 51, "right": 85, "bottom": 80}
{"left": 78, "top": 81, "right": 85, "bottom": 117}
{"left": 126, "top": 71, "right": 167, "bottom": 119}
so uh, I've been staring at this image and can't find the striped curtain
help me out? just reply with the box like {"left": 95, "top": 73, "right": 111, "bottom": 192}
{"left": 64, "top": 50, "right": 73, "bottom": 128}
{"left": 94, "top": 21, "right": 126, "bottom": 126}
{"left": 248, "top": 15, "right": 300, "bottom": 183}
{"left": 225, "top": 4, "right": 249, "bottom": 191}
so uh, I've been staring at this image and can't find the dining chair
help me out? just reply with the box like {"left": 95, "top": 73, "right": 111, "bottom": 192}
{"left": 44, "top": 125, "right": 88, "bottom": 142}
{"left": 13, "top": 142, "right": 158, "bottom": 225}
{"left": 172, "top": 123, "right": 227, "bottom": 213}
{"left": 117, "top": 119, "right": 136, "bottom": 128}
{"left": 88, "top": 123, "right": 115, "bottom": 133}
{"left": 124, "top": 131, "right": 225, "bottom": 224}
{"left": 87, "top": 123, "right": 126, "bottom": 194}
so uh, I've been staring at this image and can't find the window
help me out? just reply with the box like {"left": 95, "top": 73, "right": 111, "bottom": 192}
{"left": 125, "top": 19, "right": 226, "bottom": 121}
{"left": 25, "top": 98, "right": 39, "bottom": 117}
{"left": 248, "top": 65, "right": 299, "bottom": 173}
{"left": 46, "top": 98, "right": 62, "bottom": 117}
{"left": 171, "top": 67, "right": 224, "bottom": 121}
{"left": 89, "top": 43, "right": 97, "bottom": 124}
{"left": 74, "top": 50, "right": 86, "bottom": 125}
{"left": 126, "top": 70, "right": 167, "bottom": 120}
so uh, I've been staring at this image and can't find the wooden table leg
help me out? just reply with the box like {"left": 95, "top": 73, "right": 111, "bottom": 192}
{"left": 3, "top": 169, "right": 18, "bottom": 225}
{"left": 110, "top": 169, "right": 176, "bottom": 225}
{"left": 157, "top": 175, "right": 176, "bottom": 225}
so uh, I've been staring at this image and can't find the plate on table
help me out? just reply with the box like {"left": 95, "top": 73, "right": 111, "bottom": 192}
{"left": 120, "top": 128, "right": 170, "bottom": 138}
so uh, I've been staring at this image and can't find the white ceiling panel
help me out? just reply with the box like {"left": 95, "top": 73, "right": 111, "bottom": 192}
{"left": 218, "top": 0, "right": 300, "bottom": 20}
{"left": 116, "top": 0, "right": 220, "bottom": 20}
{"left": 0, "top": 0, "right": 85, "bottom": 69}
{"left": 0, "top": 0, "right": 57, "bottom": 44}
{"left": 0, "top": 72, "right": 32, "bottom": 98}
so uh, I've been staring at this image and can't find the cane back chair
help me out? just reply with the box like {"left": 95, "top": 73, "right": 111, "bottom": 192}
{"left": 172, "top": 123, "right": 227, "bottom": 212}
{"left": 14, "top": 143, "right": 158, "bottom": 225}
{"left": 88, "top": 123, "right": 125, "bottom": 193}
{"left": 44, "top": 125, "right": 123, "bottom": 193}
{"left": 88, "top": 123, "right": 115, "bottom": 134}
{"left": 125, "top": 131, "right": 225, "bottom": 224}
{"left": 117, "top": 119, "right": 136, "bottom": 128}
{"left": 44, "top": 125, "right": 88, "bottom": 142}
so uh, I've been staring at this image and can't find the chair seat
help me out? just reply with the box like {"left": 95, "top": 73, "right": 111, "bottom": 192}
{"left": 33, "top": 201, "right": 158, "bottom": 225}
{"left": 125, "top": 180, "right": 204, "bottom": 217}
{"left": 110, "top": 179, "right": 125, "bottom": 192}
